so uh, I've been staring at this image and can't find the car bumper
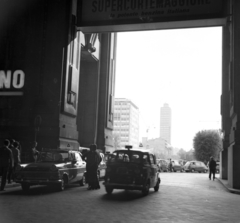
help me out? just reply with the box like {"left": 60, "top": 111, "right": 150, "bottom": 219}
{"left": 15, "top": 179, "right": 62, "bottom": 185}
{"left": 104, "top": 182, "right": 144, "bottom": 190}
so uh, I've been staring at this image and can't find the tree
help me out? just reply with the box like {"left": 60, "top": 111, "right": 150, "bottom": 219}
{"left": 113, "top": 133, "right": 121, "bottom": 150}
{"left": 186, "top": 149, "right": 195, "bottom": 161}
{"left": 193, "top": 130, "right": 222, "bottom": 162}
{"left": 177, "top": 148, "right": 187, "bottom": 160}
{"left": 177, "top": 148, "right": 195, "bottom": 161}
{"left": 165, "top": 145, "right": 173, "bottom": 157}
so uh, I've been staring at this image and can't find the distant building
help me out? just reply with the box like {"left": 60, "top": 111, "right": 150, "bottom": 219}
{"left": 113, "top": 98, "right": 139, "bottom": 148}
{"left": 160, "top": 103, "right": 172, "bottom": 144}
{"left": 141, "top": 137, "right": 171, "bottom": 157}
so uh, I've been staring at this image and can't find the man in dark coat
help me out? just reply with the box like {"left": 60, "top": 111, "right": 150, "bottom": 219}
{"left": 8, "top": 141, "right": 21, "bottom": 182}
{"left": 169, "top": 159, "right": 173, "bottom": 172}
{"left": 0, "top": 139, "right": 13, "bottom": 191}
{"left": 84, "top": 144, "right": 102, "bottom": 190}
{"left": 209, "top": 156, "right": 217, "bottom": 181}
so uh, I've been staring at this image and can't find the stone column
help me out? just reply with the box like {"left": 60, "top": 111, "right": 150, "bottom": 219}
{"left": 228, "top": 0, "right": 240, "bottom": 189}
{"left": 221, "top": 23, "right": 231, "bottom": 180}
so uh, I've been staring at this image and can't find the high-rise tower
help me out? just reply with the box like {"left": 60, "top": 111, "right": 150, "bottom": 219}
{"left": 160, "top": 103, "right": 172, "bottom": 144}
{"left": 113, "top": 98, "right": 139, "bottom": 148}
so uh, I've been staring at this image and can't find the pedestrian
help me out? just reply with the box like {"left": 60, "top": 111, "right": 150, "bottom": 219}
{"left": 0, "top": 139, "right": 13, "bottom": 191}
{"left": 169, "top": 158, "right": 173, "bottom": 172}
{"left": 209, "top": 156, "right": 217, "bottom": 180}
{"left": 32, "top": 141, "right": 39, "bottom": 162}
{"left": 7, "top": 139, "right": 17, "bottom": 184}
{"left": 8, "top": 141, "right": 21, "bottom": 182}
{"left": 84, "top": 144, "right": 102, "bottom": 190}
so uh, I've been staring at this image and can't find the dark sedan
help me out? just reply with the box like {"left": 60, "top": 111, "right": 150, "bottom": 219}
{"left": 15, "top": 149, "right": 86, "bottom": 192}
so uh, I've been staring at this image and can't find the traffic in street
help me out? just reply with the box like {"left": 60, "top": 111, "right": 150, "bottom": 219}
{"left": 1, "top": 172, "right": 240, "bottom": 223}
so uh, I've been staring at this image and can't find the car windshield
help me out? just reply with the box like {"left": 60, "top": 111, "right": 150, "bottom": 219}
{"left": 38, "top": 151, "right": 69, "bottom": 163}
{"left": 108, "top": 151, "right": 143, "bottom": 163}
{"left": 172, "top": 160, "right": 180, "bottom": 165}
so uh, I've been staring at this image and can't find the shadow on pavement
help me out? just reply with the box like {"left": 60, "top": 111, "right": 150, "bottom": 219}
{"left": 101, "top": 189, "right": 158, "bottom": 202}
{"left": 0, "top": 183, "right": 87, "bottom": 196}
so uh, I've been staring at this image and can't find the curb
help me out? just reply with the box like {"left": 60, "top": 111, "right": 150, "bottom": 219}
{"left": 0, "top": 182, "right": 20, "bottom": 189}
{"left": 217, "top": 178, "right": 240, "bottom": 195}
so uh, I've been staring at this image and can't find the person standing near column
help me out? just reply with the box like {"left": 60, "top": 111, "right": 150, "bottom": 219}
{"left": 0, "top": 139, "right": 13, "bottom": 191}
{"left": 32, "top": 141, "right": 39, "bottom": 163}
{"left": 7, "top": 139, "right": 16, "bottom": 184}
{"left": 84, "top": 144, "right": 102, "bottom": 190}
{"left": 209, "top": 156, "right": 217, "bottom": 181}
{"left": 9, "top": 141, "right": 21, "bottom": 181}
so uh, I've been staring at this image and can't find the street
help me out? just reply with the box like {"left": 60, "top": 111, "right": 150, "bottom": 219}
{"left": 1, "top": 173, "right": 240, "bottom": 223}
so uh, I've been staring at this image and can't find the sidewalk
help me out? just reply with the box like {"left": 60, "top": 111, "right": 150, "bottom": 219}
{"left": 0, "top": 177, "right": 20, "bottom": 189}
{"left": 217, "top": 178, "right": 240, "bottom": 194}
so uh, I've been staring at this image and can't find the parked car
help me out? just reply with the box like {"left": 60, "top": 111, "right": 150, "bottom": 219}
{"left": 184, "top": 161, "right": 208, "bottom": 173}
{"left": 104, "top": 146, "right": 161, "bottom": 195}
{"left": 178, "top": 159, "right": 187, "bottom": 166}
{"left": 15, "top": 149, "right": 86, "bottom": 192}
{"left": 171, "top": 160, "right": 184, "bottom": 172}
{"left": 157, "top": 159, "right": 168, "bottom": 172}
{"left": 98, "top": 153, "right": 107, "bottom": 179}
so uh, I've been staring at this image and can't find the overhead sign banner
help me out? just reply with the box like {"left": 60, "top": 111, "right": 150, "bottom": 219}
{"left": 0, "top": 70, "right": 25, "bottom": 96}
{"left": 78, "top": 0, "right": 225, "bottom": 31}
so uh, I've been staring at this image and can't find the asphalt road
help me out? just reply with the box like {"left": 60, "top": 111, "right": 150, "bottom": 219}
{"left": 1, "top": 172, "right": 240, "bottom": 223}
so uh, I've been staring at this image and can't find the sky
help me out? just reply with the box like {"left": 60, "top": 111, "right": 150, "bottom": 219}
{"left": 115, "top": 27, "right": 222, "bottom": 151}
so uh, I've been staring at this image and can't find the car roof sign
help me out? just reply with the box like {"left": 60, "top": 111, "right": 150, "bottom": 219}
{"left": 125, "top": 145, "right": 133, "bottom": 150}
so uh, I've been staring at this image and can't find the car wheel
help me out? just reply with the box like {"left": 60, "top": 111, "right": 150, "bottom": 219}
{"left": 21, "top": 183, "right": 30, "bottom": 192}
{"left": 59, "top": 175, "right": 68, "bottom": 191}
{"left": 191, "top": 169, "right": 195, "bottom": 173}
{"left": 80, "top": 173, "right": 86, "bottom": 186}
{"left": 142, "top": 180, "right": 150, "bottom": 196}
{"left": 204, "top": 170, "right": 207, "bottom": 173}
{"left": 154, "top": 179, "right": 160, "bottom": 192}
{"left": 105, "top": 186, "right": 113, "bottom": 195}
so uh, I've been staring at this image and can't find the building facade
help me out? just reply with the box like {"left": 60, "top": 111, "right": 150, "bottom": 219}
{"left": 113, "top": 98, "right": 139, "bottom": 149}
{"left": 0, "top": 0, "right": 116, "bottom": 161}
{"left": 142, "top": 137, "right": 168, "bottom": 156}
{"left": 160, "top": 103, "right": 172, "bottom": 144}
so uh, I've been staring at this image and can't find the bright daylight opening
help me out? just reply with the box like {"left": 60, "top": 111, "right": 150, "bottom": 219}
{"left": 114, "top": 27, "right": 222, "bottom": 158}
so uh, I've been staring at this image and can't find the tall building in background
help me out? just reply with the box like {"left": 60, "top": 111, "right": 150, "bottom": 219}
{"left": 160, "top": 103, "right": 172, "bottom": 144}
{"left": 113, "top": 98, "right": 139, "bottom": 148}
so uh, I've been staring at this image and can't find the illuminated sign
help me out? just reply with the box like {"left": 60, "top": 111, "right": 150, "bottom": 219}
{"left": 78, "top": 0, "right": 225, "bottom": 32}
{"left": 0, "top": 70, "right": 25, "bottom": 96}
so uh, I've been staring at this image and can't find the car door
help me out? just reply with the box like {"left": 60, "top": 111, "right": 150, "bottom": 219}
{"left": 195, "top": 162, "right": 201, "bottom": 172}
{"left": 98, "top": 153, "right": 106, "bottom": 178}
{"left": 190, "top": 162, "right": 196, "bottom": 171}
{"left": 73, "top": 152, "right": 86, "bottom": 182}
{"left": 149, "top": 154, "right": 158, "bottom": 187}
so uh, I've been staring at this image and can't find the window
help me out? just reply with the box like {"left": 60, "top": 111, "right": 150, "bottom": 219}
{"left": 74, "top": 152, "right": 82, "bottom": 162}
{"left": 143, "top": 154, "right": 150, "bottom": 165}
{"left": 149, "top": 155, "right": 155, "bottom": 164}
